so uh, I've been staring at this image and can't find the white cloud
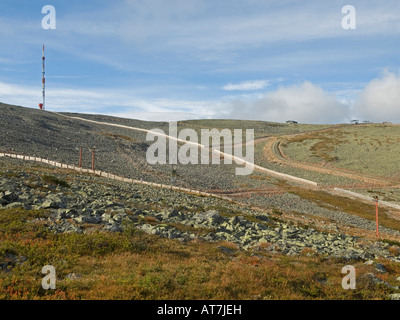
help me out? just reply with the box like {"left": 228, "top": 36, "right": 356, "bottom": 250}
{"left": 110, "top": 111, "right": 204, "bottom": 122}
{"left": 0, "top": 81, "right": 223, "bottom": 121}
{"left": 4, "top": 73, "right": 400, "bottom": 125}
{"left": 223, "top": 80, "right": 269, "bottom": 91}
{"left": 52, "top": 1, "right": 400, "bottom": 62}
{"left": 353, "top": 71, "right": 400, "bottom": 122}
{"left": 227, "top": 81, "right": 349, "bottom": 124}
{"left": 115, "top": 1, "right": 400, "bottom": 53}
{"left": 0, "top": 81, "right": 38, "bottom": 99}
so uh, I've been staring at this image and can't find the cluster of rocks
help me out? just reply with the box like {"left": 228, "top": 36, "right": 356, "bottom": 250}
{"left": 1, "top": 160, "right": 400, "bottom": 264}
{"left": 3, "top": 103, "right": 396, "bottom": 226}
{"left": 132, "top": 209, "right": 400, "bottom": 262}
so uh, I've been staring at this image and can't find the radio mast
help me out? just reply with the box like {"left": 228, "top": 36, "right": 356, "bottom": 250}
{"left": 39, "top": 45, "right": 45, "bottom": 110}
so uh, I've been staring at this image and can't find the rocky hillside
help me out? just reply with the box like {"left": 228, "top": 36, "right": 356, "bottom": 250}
{"left": 0, "top": 103, "right": 268, "bottom": 191}
{"left": 2, "top": 102, "right": 400, "bottom": 239}
{"left": 1, "top": 156, "right": 399, "bottom": 262}
{"left": 2, "top": 103, "right": 400, "bottom": 300}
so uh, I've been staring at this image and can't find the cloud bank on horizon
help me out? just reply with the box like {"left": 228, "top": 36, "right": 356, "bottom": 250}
{"left": 227, "top": 71, "right": 400, "bottom": 124}
{"left": 0, "top": 0, "right": 400, "bottom": 124}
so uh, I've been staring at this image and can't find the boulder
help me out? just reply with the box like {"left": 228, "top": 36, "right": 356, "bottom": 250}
{"left": 286, "top": 248, "right": 299, "bottom": 256}
{"left": 41, "top": 195, "right": 66, "bottom": 209}
{"left": 5, "top": 202, "right": 30, "bottom": 209}
{"left": 101, "top": 213, "right": 112, "bottom": 221}
{"left": 195, "top": 210, "right": 224, "bottom": 224}
{"left": 112, "top": 213, "right": 126, "bottom": 222}
{"left": 0, "top": 191, "right": 19, "bottom": 205}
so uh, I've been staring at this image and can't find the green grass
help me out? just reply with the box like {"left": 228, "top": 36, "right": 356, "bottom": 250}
{"left": 281, "top": 124, "right": 400, "bottom": 178}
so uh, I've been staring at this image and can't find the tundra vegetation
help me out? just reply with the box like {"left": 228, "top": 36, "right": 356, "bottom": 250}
{"left": 1, "top": 160, "right": 400, "bottom": 300}
{"left": 2, "top": 104, "right": 400, "bottom": 300}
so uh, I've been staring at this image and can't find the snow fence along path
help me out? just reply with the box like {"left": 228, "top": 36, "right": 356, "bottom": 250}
{"left": 3, "top": 111, "right": 399, "bottom": 211}
{"left": 0, "top": 152, "right": 231, "bottom": 202}
{"left": 1, "top": 152, "right": 400, "bottom": 211}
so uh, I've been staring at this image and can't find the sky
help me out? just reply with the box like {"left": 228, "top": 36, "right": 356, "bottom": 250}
{"left": 0, "top": 0, "right": 400, "bottom": 124}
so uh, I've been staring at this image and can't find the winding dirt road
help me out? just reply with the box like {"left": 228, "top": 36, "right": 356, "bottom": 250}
{"left": 262, "top": 132, "right": 395, "bottom": 187}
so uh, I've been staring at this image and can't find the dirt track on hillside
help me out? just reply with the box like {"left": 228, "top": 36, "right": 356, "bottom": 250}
{"left": 262, "top": 133, "right": 394, "bottom": 187}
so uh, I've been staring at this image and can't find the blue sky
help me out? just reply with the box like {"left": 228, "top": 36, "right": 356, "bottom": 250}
{"left": 1, "top": 0, "right": 400, "bottom": 123}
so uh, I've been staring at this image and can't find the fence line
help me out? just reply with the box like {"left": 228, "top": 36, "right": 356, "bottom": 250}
{"left": 5, "top": 152, "right": 397, "bottom": 211}
{"left": 0, "top": 152, "right": 233, "bottom": 203}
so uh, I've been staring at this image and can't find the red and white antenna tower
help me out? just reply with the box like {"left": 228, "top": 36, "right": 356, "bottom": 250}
{"left": 39, "top": 45, "right": 45, "bottom": 110}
